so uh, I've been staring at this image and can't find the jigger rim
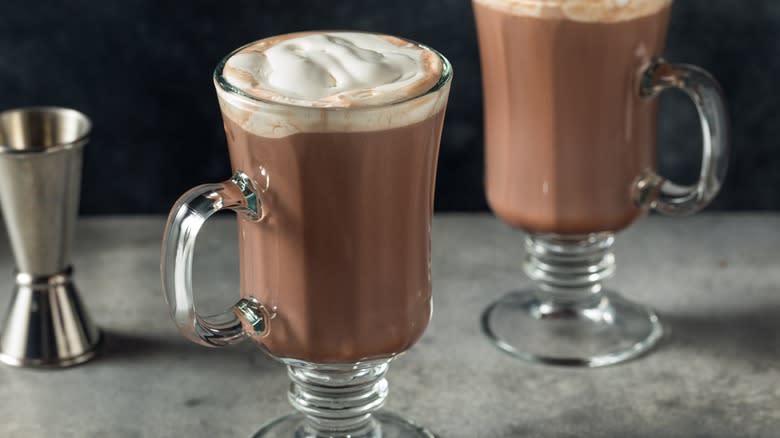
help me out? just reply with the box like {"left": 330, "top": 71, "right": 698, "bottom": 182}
{"left": 0, "top": 106, "right": 91, "bottom": 154}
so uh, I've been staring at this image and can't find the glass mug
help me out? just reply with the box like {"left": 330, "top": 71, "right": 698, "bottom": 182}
{"left": 473, "top": 0, "right": 729, "bottom": 366}
{"left": 161, "top": 33, "right": 452, "bottom": 437}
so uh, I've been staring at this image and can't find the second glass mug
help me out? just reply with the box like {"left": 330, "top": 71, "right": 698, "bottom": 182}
{"left": 161, "top": 33, "right": 452, "bottom": 437}
{"left": 473, "top": 0, "right": 730, "bottom": 366}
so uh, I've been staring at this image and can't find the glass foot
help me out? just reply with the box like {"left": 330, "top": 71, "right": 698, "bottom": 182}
{"left": 252, "top": 411, "right": 436, "bottom": 438}
{"left": 481, "top": 289, "right": 663, "bottom": 367}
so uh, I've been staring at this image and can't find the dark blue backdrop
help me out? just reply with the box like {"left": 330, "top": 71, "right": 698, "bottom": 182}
{"left": 0, "top": 0, "right": 775, "bottom": 213}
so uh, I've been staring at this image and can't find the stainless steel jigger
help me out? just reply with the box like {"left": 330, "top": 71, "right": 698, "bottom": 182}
{"left": 0, "top": 107, "right": 100, "bottom": 367}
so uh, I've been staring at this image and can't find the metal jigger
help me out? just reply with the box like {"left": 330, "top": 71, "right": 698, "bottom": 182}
{"left": 0, "top": 107, "right": 100, "bottom": 367}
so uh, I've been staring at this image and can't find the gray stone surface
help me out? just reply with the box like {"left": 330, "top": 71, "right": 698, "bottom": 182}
{"left": 0, "top": 214, "right": 778, "bottom": 437}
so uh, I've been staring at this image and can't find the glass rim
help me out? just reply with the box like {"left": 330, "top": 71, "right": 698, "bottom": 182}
{"left": 212, "top": 31, "right": 453, "bottom": 112}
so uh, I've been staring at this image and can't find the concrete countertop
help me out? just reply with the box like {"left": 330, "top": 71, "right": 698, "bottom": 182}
{"left": 0, "top": 214, "right": 778, "bottom": 437}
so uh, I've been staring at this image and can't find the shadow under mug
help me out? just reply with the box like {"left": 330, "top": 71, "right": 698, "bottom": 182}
{"left": 473, "top": 0, "right": 730, "bottom": 367}
{"left": 161, "top": 33, "right": 452, "bottom": 438}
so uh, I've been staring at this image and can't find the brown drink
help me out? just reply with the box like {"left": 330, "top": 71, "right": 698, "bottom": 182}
{"left": 162, "top": 31, "right": 453, "bottom": 436}
{"left": 216, "top": 32, "right": 450, "bottom": 363}
{"left": 474, "top": 0, "right": 729, "bottom": 368}
{"left": 222, "top": 114, "right": 445, "bottom": 363}
{"left": 473, "top": 0, "right": 672, "bottom": 235}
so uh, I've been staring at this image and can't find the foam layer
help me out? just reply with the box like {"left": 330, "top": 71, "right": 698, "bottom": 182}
{"left": 222, "top": 32, "right": 442, "bottom": 108}
{"left": 216, "top": 32, "right": 450, "bottom": 138}
{"left": 473, "top": 0, "right": 672, "bottom": 22}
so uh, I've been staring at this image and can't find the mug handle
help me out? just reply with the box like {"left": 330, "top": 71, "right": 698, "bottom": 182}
{"left": 634, "top": 57, "right": 730, "bottom": 215}
{"left": 161, "top": 171, "right": 270, "bottom": 347}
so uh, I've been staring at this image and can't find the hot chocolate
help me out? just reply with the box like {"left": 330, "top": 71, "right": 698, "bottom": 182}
{"left": 473, "top": 0, "right": 730, "bottom": 368}
{"left": 216, "top": 32, "right": 450, "bottom": 363}
{"left": 473, "top": 0, "right": 672, "bottom": 234}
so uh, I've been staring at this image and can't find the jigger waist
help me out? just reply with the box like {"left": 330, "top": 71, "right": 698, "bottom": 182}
{"left": 13, "top": 266, "right": 74, "bottom": 289}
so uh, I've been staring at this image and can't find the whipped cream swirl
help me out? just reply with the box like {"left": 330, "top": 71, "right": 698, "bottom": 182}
{"left": 216, "top": 32, "right": 450, "bottom": 138}
{"left": 222, "top": 32, "right": 442, "bottom": 108}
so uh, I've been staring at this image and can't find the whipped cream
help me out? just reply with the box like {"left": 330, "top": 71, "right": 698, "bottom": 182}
{"left": 222, "top": 32, "right": 442, "bottom": 108}
{"left": 473, "top": 0, "right": 672, "bottom": 22}
{"left": 216, "top": 32, "right": 450, "bottom": 138}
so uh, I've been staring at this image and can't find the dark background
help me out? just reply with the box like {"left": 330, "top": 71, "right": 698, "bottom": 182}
{"left": 0, "top": 0, "right": 776, "bottom": 214}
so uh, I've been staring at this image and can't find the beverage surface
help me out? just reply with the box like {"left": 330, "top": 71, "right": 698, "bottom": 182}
{"left": 217, "top": 32, "right": 448, "bottom": 138}
{"left": 473, "top": 0, "right": 672, "bottom": 22}
{"left": 223, "top": 32, "right": 442, "bottom": 108}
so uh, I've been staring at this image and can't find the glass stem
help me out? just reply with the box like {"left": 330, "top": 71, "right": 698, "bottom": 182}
{"left": 288, "top": 361, "right": 390, "bottom": 438}
{"left": 523, "top": 233, "right": 616, "bottom": 309}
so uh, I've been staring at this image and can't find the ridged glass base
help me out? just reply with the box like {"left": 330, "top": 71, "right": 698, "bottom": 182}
{"left": 252, "top": 411, "right": 436, "bottom": 438}
{"left": 481, "top": 233, "right": 663, "bottom": 367}
{"left": 250, "top": 360, "right": 435, "bottom": 438}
